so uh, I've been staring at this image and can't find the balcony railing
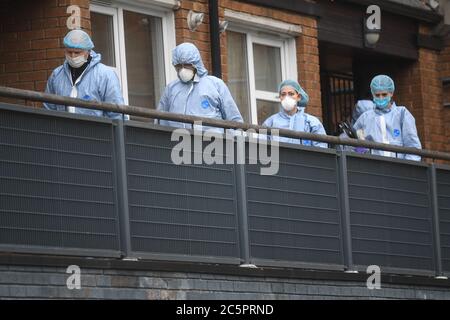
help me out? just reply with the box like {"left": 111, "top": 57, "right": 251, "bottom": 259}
{"left": 1, "top": 86, "right": 450, "bottom": 278}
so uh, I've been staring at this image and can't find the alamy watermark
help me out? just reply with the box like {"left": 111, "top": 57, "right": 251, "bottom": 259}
{"left": 366, "top": 5, "right": 381, "bottom": 30}
{"left": 170, "top": 121, "right": 280, "bottom": 175}
{"left": 66, "top": 5, "right": 81, "bottom": 30}
{"left": 66, "top": 265, "right": 81, "bottom": 290}
{"left": 366, "top": 265, "right": 381, "bottom": 290}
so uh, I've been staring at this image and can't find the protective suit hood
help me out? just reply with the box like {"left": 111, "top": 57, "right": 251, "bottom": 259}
{"left": 172, "top": 43, "right": 208, "bottom": 77}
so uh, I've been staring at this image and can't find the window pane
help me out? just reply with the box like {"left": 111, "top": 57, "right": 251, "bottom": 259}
{"left": 124, "top": 10, "right": 165, "bottom": 109}
{"left": 253, "top": 44, "right": 281, "bottom": 92}
{"left": 91, "top": 12, "right": 115, "bottom": 67}
{"left": 257, "top": 99, "right": 279, "bottom": 125}
{"left": 227, "top": 31, "right": 250, "bottom": 123}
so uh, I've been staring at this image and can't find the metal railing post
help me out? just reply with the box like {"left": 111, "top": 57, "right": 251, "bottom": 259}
{"left": 337, "top": 151, "right": 355, "bottom": 272}
{"left": 113, "top": 119, "right": 132, "bottom": 258}
{"left": 234, "top": 135, "right": 252, "bottom": 267}
{"left": 429, "top": 163, "right": 444, "bottom": 277}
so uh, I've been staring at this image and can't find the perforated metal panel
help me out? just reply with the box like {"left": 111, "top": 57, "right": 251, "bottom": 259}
{"left": 347, "top": 156, "right": 434, "bottom": 272}
{"left": 437, "top": 168, "right": 450, "bottom": 274}
{"left": 246, "top": 145, "right": 343, "bottom": 267}
{"left": 125, "top": 125, "right": 239, "bottom": 260}
{"left": 2, "top": 103, "right": 450, "bottom": 276}
{"left": 0, "top": 107, "right": 120, "bottom": 255}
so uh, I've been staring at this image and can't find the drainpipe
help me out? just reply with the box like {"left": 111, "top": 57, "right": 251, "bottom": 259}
{"left": 209, "top": 0, "right": 222, "bottom": 78}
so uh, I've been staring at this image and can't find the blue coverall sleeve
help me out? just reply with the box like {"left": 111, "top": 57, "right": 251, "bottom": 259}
{"left": 43, "top": 72, "right": 57, "bottom": 111}
{"left": 262, "top": 117, "right": 272, "bottom": 127}
{"left": 352, "top": 117, "right": 362, "bottom": 132}
{"left": 260, "top": 117, "right": 273, "bottom": 141}
{"left": 156, "top": 85, "right": 171, "bottom": 124}
{"left": 157, "top": 85, "right": 170, "bottom": 112}
{"left": 217, "top": 79, "right": 243, "bottom": 123}
{"left": 309, "top": 118, "right": 328, "bottom": 148}
{"left": 100, "top": 68, "right": 126, "bottom": 120}
{"left": 401, "top": 109, "right": 422, "bottom": 161}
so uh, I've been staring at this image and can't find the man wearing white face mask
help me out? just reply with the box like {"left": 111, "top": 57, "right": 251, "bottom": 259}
{"left": 262, "top": 80, "right": 327, "bottom": 148}
{"left": 43, "top": 29, "right": 125, "bottom": 119}
{"left": 158, "top": 42, "right": 243, "bottom": 130}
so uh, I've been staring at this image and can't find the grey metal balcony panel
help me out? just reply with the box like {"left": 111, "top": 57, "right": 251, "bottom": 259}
{"left": 125, "top": 126, "right": 239, "bottom": 260}
{"left": 0, "top": 108, "right": 120, "bottom": 254}
{"left": 245, "top": 146, "right": 343, "bottom": 266}
{"left": 347, "top": 156, "right": 434, "bottom": 272}
{"left": 2, "top": 103, "right": 450, "bottom": 276}
{"left": 437, "top": 168, "right": 450, "bottom": 273}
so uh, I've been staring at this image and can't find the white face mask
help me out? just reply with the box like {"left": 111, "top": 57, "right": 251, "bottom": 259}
{"left": 178, "top": 68, "right": 195, "bottom": 83}
{"left": 281, "top": 96, "right": 297, "bottom": 112}
{"left": 66, "top": 54, "right": 88, "bottom": 68}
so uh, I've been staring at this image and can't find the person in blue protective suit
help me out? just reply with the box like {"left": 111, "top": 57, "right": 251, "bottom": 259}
{"left": 351, "top": 100, "right": 374, "bottom": 126}
{"left": 44, "top": 29, "right": 125, "bottom": 119}
{"left": 353, "top": 75, "right": 422, "bottom": 161}
{"left": 262, "top": 79, "right": 328, "bottom": 148}
{"left": 157, "top": 42, "right": 243, "bottom": 130}
{"left": 337, "top": 99, "right": 374, "bottom": 153}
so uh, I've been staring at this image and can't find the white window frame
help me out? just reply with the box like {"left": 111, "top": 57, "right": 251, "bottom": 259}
{"left": 247, "top": 35, "right": 284, "bottom": 124}
{"left": 228, "top": 25, "right": 298, "bottom": 124}
{"left": 228, "top": 27, "right": 298, "bottom": 124}
{"left": 90, "top": 6, "right": 121, "bottom": 80}
{"left": 90, "top": 1, "right": 177, "bottom": 105}
{"left": 225, "top": 9, "right": 301, "bottom": 124}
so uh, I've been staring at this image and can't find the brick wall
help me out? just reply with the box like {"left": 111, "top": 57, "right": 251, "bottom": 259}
{"left": 175, "top": 0, "right": 212, "bottom": 72}
{"left": 395, "top": 24, "right": 447, "bottom": 154}
{"left": 419, "top": 48, "right": 447, "bottom": 153}
{"left": 0, "top": 0, "right": 91, "bottom": 106}
{"left": 1, "top": 263, "right": 450, "bottom": 299}
{"left": 395, "top": 61, "right": 425, "bottom": 141}
{"left": 440, "top": 35, "right": 450, "bottom": 154}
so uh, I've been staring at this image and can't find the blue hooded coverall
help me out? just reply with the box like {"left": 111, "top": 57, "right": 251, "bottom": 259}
{"left": 44, "top": 51, "right": 124, "bottom": 119}
{"left": 158, "top": 43, "right": 243, "bottom": 130}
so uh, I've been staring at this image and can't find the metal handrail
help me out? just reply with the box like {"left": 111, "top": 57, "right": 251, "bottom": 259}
{"left": 1, "top": 85, "right": 450, "bottom": 161}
